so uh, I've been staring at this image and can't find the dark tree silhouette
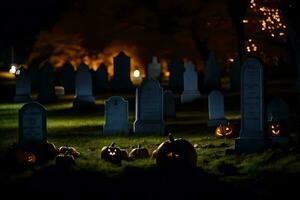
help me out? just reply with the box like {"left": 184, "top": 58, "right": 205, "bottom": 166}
{"left": 228, "top": 0, "right": 248, "bottom": 61}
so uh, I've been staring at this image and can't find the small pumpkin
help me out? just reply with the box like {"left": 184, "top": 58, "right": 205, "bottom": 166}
{"left": 268, "top": 120, "right": 283, "bottom": 137}
{"left": 121, "top": 149, "right": 129, "bottom": 161}
{"left": 215, "top": 122, "right": 236, "bottom": 138}
{"left": 155, "top": 133, "right": 197, "bottom": 170}
{"left": 129, "top": 144, "right": 150, "bottom": 160}
{"left": 101, "top": 142, "right": 123, "bottom": 165}
{"left": 58, "top": 146, "right": 80, "bottom": 159}
{"left": 24, "top": 152, "right": 37, "bottom": 165}
{"left": 55, "top": 153, "right": 76, "bottom": 167}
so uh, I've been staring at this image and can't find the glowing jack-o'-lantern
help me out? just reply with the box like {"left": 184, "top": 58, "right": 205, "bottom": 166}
{"left": 215, "top": 122, "right": 236, "bottom": 138}
{"left": 25, "top": 152, "right": 37, "bottom": 165}
{"left": 268, "top": 121, "right": 282, "bottom": 137}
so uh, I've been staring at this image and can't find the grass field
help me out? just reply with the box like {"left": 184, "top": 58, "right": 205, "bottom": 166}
{"left": 1, "top": 78, "right": 300, "bottom": 198}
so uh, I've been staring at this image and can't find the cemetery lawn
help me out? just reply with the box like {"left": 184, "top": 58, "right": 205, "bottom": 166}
{"left": 1, "top": 98, "right": 300, "bottom": 198}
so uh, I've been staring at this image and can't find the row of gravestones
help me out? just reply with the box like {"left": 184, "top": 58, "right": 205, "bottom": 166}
{"left": 15, "top": 50, "right": 242, "bottom": 103}
{"left": 18, "top": 79, "right": 175, "bottom": 147}
{"left": 18, "top": 58, "right": 289, "bottom": 153}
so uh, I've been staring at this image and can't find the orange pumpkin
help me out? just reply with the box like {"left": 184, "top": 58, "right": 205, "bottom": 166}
{"left": 215, "top": 122, "right": 236, "bottom": 138}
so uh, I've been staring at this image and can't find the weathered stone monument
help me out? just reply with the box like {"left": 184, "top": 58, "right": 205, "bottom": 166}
{"left": 37, "top": 62, "right": 57, "bottom": 103}
{"left": 163, "top": 90, "right": 176, "bottom": 118}
{"left": 111, "top": 52, "right": 132, "bottom": 91}
{"left": 19, "top": 102, "right": 47, "bottom": 147}
{"left": 103, "top": 96, "right": 129, "bottom": 135}
{"left": 95, "top": 63, "right": 109, "bottom": 92}
{"left": 180, "top": 61, "right": 201, "bottom": 103}
{"left": 134, "top": 79, "right": 165, "bottom": 135}
{"left": 73, "top": 63, "right": 95, "bottom": 107}
{"left": 59, "top": 61, "right": 75, "bottom": 94}
{"left": 235, "top": 58, "right": 265, "bottom": 153}
{"left": 207, "top": 90, "right": 227, "bottom": 127}
{"left": 204, "top": 51, "right": 221, "bottom": 90}
{"left": 14, "top": 67, "right": 31, "bottom": 102}
{"left": 147, "top": 56, "right": 161, "bottom": 79}
{"left": 168, "top": 57, "right": 184, "bottom": 91}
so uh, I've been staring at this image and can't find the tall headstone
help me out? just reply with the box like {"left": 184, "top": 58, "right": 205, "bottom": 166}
{"left": 207, "top": 90, "right": 227, "bottom": 127}
{"left": 111, "top": 52, "right": 132, "bottom": 91}
{"left": 14, "top": 67, "right": 31, "bottom": 102}
{"left": 37, "top": 62, "right": 57, "bottom": 103}
{"left": 163, "top": 90, "right": 176, "bottom": 118}
{"left": 59, "top": 61, "right": 75, "bottom": 94}
{"left": 180, "top": 61, "right": 201, "bottom": 103}
{"left": 235, "top": 58, "right": 265, "bottom": 153}
{"left": 95, "top": 63, "right": 109, "bottom": 92}
{"left": 147, "top": 56, "right": 161, "bottom": 79}
{"left": 19, "top": 102, "right": 47, "bottom": 147}
{"left": 103, "top": 96, "right": 129, "bottom": 135}
{"left": 168, "top": 57, "right": 184, "bottom": 91}
{"left": 134, "top": 79, "right": 165, "bottom": 135}
{"left": 73, "top": 63, "right": 95, "bottom": 107}
{"left": 229, "top": 58, "right": 242, "bottom": 90}
{"left": 204, "top": 51, "right": 221, "bottom": 90}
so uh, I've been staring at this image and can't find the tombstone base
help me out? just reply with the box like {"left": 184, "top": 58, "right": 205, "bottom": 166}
{"left": 180, "top": 91, "right": 201, "bottom": 103}
{"left": 235, "top": 137, "right": 265, "bottom": 153}
{"left": 14, "top": 95, "right": 31, "bottom": 103}
{"left": 73, "top": 95, "right": 95, "bottom": 107}
{"left": 207, "top": 119, "right": 228, "bottom": 127}
{"left": 103, "top": 126, "right": 129, "bottom": 136}
{"left": 134, "top": 120, "right": 165, "bottom": 135}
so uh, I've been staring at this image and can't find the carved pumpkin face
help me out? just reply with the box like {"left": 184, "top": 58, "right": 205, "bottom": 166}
{"left": 155, "top": 133, "right": 197, "bottom": 171}
{"left": 215, "top": 123, "right": 235, "bottom": 138}
{"left": 268, "top": 121, "right": 282, "bottom": 136}
{"left": 101, "top": 143, "right": 123, "bottom": 165}
{"left": 25, "top": 152, "right": 37, "bottom": 165}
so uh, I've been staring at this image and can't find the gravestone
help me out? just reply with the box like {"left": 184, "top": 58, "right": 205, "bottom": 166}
{"left": 163, "top": 90, "right": 176, "bottom": 118}
{"left": 103, "top": 96, "right": 129, "bottom": 135}
{"left": 235, "top": 58, "right": 265, "bottom": 153}
{"left": 267, "top": 97, "right": 289, "bottom": 144}
{"left": 207, "top": 90, "right": 227, "bottom": 127}
{"left": 180, "top": 61, "right": 201, "bottom": 103}
{"left": 168, "top": 57, "right": 184, "bottom": 91}
{"left": 229, "top": 58, "right": 242, "bottom": 90}
{"left": 19, "top": 102, "right": 47, "bottom": 147}
{"left": 37, "top": 62, "right": 57, "bottom": 103}
{"left": 59, "top": 62, "right": 75, "bottom": 94}
{"left": 111, "top": 52, "right": 132, "bottom": 91}
{"left": 73, "top": 63, "right": 95, "bottom": 107}
{"left": 147, "top": 56, "right": 161, "bottom": 79}
{"left": 134, "top": 79, "right": 165, "bottom": 135}
{"left": 28, "top": 62, "right": 40, "bottom": 90}
{"left": 267, "top": 97, "right": 289, "bottom": 122}
{"left": 204, "top": 51, "right": 221, "bottom": 90}
{"left": 95, "top": 63, "right": 109, "bottom": 92}
{"left": 14, "top": 67, "right": 31, "bottom": 102}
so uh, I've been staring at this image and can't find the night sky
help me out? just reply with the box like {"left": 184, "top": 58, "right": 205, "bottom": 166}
{"left": 0, "top": 0, "right": 76, "bottom": 60}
